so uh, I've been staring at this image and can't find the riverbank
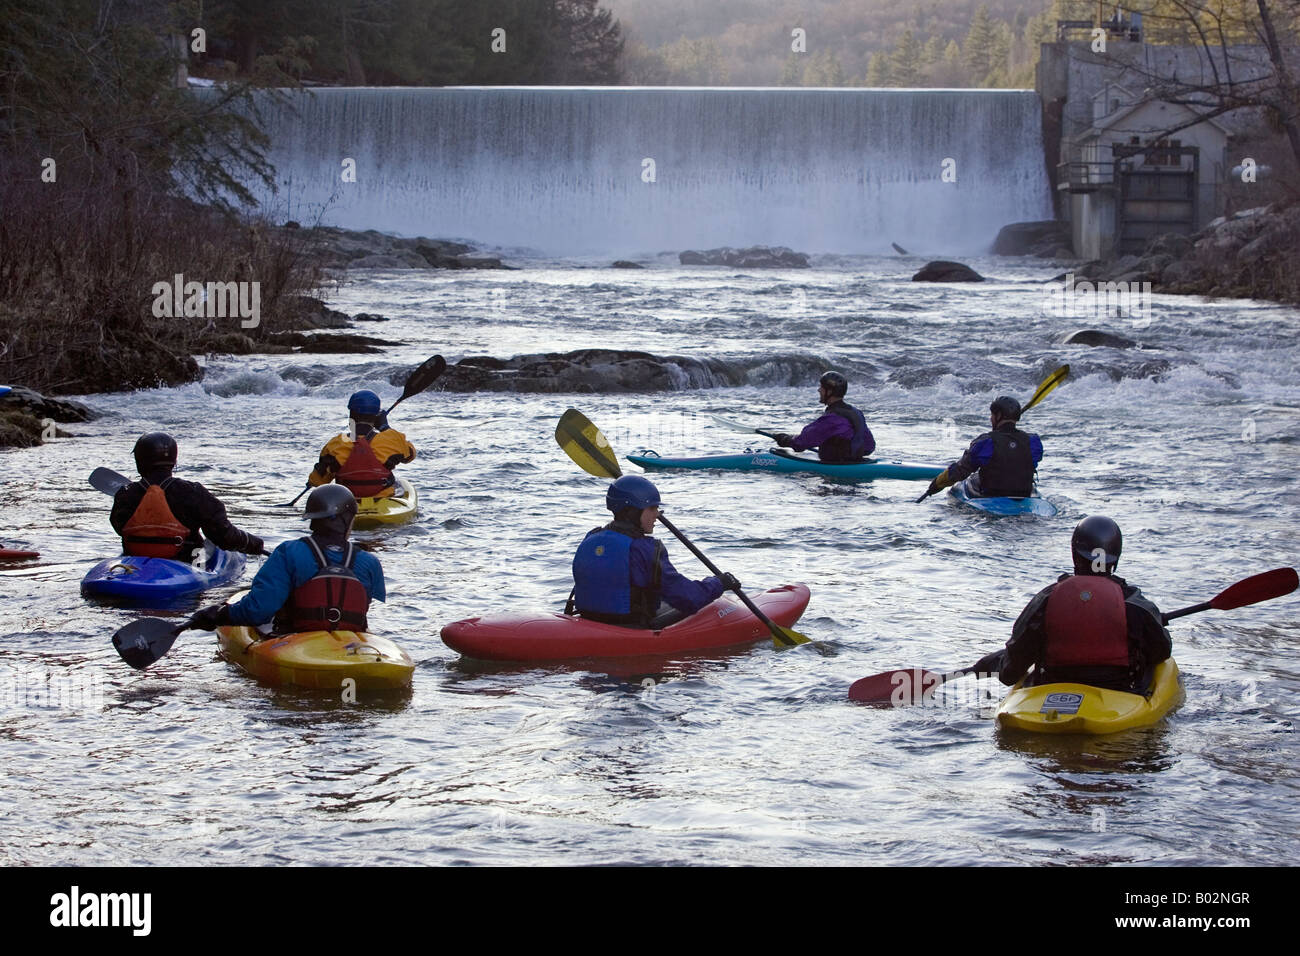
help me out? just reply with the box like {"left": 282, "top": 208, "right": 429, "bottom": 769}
{"left": 1063, "top": 202, "right": 1300, "bottom": 305}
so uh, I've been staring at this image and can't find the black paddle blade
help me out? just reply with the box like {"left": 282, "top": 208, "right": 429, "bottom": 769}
{"left": 89, "top": 467, "right": 131, "bottom": 496}
{"left": 399, "top": 354, "right": 447, "bottom": 400}
{"left": 555, "top": 408, "right": 622, "bottom": 478}
{"left": 112, "top": 618, "right": 184, "bottom": 669}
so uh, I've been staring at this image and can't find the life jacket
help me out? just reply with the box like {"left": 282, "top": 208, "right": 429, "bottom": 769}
{"left": 336, "top": 432, "right": 393, "bottom": 499}
{"left": 285, "top": 536, "right": 370, "bottom": 633}
{"left": 572, "top": 524, "right": 663, "bottom": 627}
{"left": 121, "top": 479, "right": 191, "bottom": 559}
{"left": 977, "top": 425, "right": 1035, "bottom": 497}
{"left": 1042, "top": 574, "right": 1130, "bottom": 669}
{"left": 821, "top": 401, "right": 875, "bottom": 462}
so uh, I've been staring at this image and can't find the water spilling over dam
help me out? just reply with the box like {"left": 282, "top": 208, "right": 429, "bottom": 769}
{"left": 254, "top": 87, "right": 1052, "bottom": 255}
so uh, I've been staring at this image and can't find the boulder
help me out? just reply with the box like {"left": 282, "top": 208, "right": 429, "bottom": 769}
{"left": 0, "top": 385, "right": 97, "bottom": 422}
{"left": 346, "top": 254, "right": 417, "bottom": 270}
{"left": 612, "top": 260, "right": 644, "bottom": 269}
{"left": 911, "top": 260, "right": 985, "bottom": 282}
{"left": 678, "top": 246, "right": 810, "bottom": 268}
{"left": 991, "top": 220, "right": 1070, "bottom": 256}
{"left": 1062, "top": 329, "right": 1137, "bottom": 349}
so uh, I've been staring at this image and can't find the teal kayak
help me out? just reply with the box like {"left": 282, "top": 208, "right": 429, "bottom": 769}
{"left": 949, "top": 479, "right": 1059, "bottom": 516}
{"left": 627, "top": 449, "right": 944, "bottom": 481}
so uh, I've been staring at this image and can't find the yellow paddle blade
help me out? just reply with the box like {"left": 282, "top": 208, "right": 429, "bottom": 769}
{"left": 1022, "top": 364, "right": 1069, "bottom": 414}
{"left": 772, "top": 626, "right": 811, "bottom": 649}
{"left": 555, "top": 408, "right": 622, "bottom": 479}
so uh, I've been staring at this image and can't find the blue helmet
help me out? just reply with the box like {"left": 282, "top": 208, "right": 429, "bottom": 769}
{"left": 606, "top": 475, "right": 661, "bottom": 514}
{"left": 347, "top": 390, "right": 382, "bottom": 417}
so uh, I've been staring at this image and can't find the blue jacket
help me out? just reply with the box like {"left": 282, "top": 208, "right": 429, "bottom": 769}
{"left": 226, "top": 537, "right": 385, "bottom": 627}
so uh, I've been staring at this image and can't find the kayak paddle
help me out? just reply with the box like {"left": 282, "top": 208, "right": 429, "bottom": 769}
{"left": 848, "top": 665, "right": 979, "bottom": 705}
{"left": 89, "top": 467, "right": 131, "bottom": 496}
{"left": 556, "top": 407, "right": 624, "bottom": 478}
{"left": 1021, "top": 364, "right": 1070, "bottom": 414}
{"left": 280, "top": 353, "right": 447, "bottom": 507}
{"left": 1161, "top": 566, "right": 1297, "bottom": 624}
{"left": 916, "top": 364, "right": 1070, "bottom": 503}
{"left": 708, "top": 414, "right": 781, "bottom": 441}
{"left": 849, "top": 566, "right": 1298, "bottom": 705}
{"left": 656, "top": 511, "right": 809, "bottom": 647}
{"left": 555, "top": 408, "right": 809, "bottom": 648}
{"left": 112, "top": 615, "right": 200, "bottom": 669}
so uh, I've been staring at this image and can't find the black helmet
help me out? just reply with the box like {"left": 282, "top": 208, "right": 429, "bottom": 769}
{"left": 302, "top": 484, "right": 359, "bottom": 523}
{"left": 990, "top": 395, "right": 1022, "bottom": 421}
{"left": 1071, "top": 515, "right": 1122, "bottom": 574}
{"left": 819, "top": 371, "right": 848, "bottom": 398}
{"left": 133, "top": 432, "right": 177, "bottom": 474}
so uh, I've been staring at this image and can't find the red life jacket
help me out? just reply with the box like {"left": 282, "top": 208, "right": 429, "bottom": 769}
{"left": 288, "top": 537, "right": 370, "bottom": 633}
{"left": 121, "top": 480, "right": 190, "bottom": 559}
{"left": 1042, "top": 574, "right": 1130, "bottom": 669}
{"left": 335, "top": 433, "right": 393, "bottom": 498}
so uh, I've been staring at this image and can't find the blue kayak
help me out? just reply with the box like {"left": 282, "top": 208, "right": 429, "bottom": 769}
{"left": 81, "top": 545, "right": 247, "bottom": 602}
{"left": 949, "top": 480, "right": 1059, "bottom": 516}
{"left": 627, "top": 449, "right": 944, "bottom": 482}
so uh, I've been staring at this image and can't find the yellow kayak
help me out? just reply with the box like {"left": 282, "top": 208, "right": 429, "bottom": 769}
{"left": 217, "top": 625, "right": 415, "bottom": 691}
{"left": 996, "top": 659, "right": 1183, "bottom": 734}
{"left": 353, "top": 476, "right": 417, "bottom": 529}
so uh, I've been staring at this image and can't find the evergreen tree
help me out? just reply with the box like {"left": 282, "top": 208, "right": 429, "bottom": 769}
{"left": 865, "top": 50, "right": 891, "bottom": 87}
{"left": 892, "top": 30, "right": 922, "bottom": 87}
{"left": 964, "top": 4, "right": 996, "bottom": 83}
{"left": 779, "top": 54, "right": 804, "bottom": 86}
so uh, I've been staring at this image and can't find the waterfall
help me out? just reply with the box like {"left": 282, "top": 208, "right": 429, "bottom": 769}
{"left": 253, "top": 87, "right": 1052, "bottom": 256}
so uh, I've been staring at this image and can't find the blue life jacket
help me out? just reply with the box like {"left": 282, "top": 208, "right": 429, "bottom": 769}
{"left": 823, "top": 400, "right": 875, "bottom": 462}
{"left": 572, "top": 523, "right": 663, "bottom": 626}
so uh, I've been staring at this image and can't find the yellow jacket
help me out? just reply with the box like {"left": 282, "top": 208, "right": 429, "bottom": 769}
{"left": 309, "top": 427, "right": 416, "bottom": 497}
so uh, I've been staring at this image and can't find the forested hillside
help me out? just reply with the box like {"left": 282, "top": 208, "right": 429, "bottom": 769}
{"left": 607, "top": 0, "right": 1282, "bottom": 88}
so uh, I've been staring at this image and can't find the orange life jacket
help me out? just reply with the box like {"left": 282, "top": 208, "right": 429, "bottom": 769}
{"left": 336, "top": 434, "right": 393, "bottom": 498}
{"left": 121, "top": 480, "right": 191, "bottom": 559}
{"left": 1042, "top": 574, "right": 1130, "bottom": 669}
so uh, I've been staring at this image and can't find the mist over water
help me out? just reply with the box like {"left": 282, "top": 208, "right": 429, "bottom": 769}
{"left": 254, "top": 87, "right": 1052, "bottom": 255}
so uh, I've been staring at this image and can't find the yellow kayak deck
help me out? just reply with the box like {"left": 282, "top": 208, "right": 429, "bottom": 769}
{"left": 353, "top": 476, "right": 417, "bottom": 529}
{"left": 217, "top": 625, "right": 415, "bottom": 691}
{"left": 996, "top": 659, "right": 1183, "bottom": 735}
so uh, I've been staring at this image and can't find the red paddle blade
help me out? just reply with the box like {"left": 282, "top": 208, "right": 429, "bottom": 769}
{"left": 1210, "top": 567, "right": 1298, "bottom": 611}
{"left": 848, "top": 668, "right": 944, "bottom": 706}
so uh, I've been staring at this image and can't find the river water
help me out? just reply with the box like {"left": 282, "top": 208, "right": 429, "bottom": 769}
{"left": 3, "top": 254, "right": 1297, "bottom": 865}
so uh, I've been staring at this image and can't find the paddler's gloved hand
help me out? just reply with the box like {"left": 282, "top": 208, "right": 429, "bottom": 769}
{"left": 719, "top": 573, "right": 741, "bottom": 591}
{"left": 245, "top": 534, "right": 266, "bottom": 556}
{"left": 191, "top": 604, "right": 231, "bottom": 631}
{"left": 773, "top": 434, "right": 794, "bottom": 448}
{"left": 377, "top": 410, "right": 390, "bottom": 432}
{"left": 924, "top": 469, "right": 952, "bottom": 498}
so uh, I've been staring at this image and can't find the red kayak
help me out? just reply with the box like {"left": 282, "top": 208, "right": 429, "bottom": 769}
{"left": 0, "top": 548, "right": 39, "bottom": 561}
{"left": 442, "top": 584, "right": 811, "bottom": 661}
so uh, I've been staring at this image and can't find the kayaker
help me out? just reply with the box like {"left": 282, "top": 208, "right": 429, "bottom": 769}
{"left": 569, "top": 475, "right": 738, "bottom": 627}
{"left": 110, "top": 433, "right": 265, "bottom": 563}
{"left": 309, "top": 390, "right": 416, "bottom": 499}
{"left": 971, "top": 515, "right": 1172, "bottom": 692}
{"left": 190, "top": 485, "right": 385, "bottom": 632}
{"left": 923, "top": 395, "right": 1042, "bottom": 499}
{"left": 771, "top": 371, "right": 875, "bottom": 463}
